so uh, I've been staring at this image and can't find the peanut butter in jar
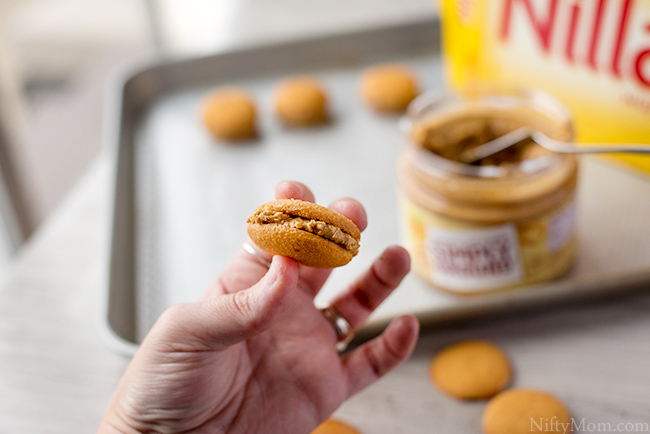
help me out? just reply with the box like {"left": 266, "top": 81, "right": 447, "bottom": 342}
{"left": 398, "top": 89, "right": 579, "bottom": 294}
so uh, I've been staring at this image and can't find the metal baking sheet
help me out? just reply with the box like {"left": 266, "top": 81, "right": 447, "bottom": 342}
{"left": 102, "top": 18, "right": 650, "bottom": 357}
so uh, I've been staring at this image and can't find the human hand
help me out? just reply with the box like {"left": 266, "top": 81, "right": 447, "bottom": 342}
{"left": 98, "top": 181, "right": 419, "bottom": 434}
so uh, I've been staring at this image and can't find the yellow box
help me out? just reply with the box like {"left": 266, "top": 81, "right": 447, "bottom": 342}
{"left": 440, "top": 0, "right": 650, "bottom": 174}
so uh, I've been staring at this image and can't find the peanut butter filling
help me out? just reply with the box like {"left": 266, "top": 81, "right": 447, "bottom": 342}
{"left": 249, "top": 210, "right": 359, "bottom": 255}
{"left": 411, "top": 111, "right": 560, "bottom": 166}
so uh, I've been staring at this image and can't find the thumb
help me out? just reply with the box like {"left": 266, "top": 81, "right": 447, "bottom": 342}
{"left": 153, "top": 256, "right": 298, "bottom": 351}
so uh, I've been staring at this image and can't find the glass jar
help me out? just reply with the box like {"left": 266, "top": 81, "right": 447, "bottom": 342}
{"left": 398, "top": 88, "right": 579, "bottom": 294}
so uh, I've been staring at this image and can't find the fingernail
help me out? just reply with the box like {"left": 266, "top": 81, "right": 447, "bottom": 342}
{"left": 293, "top": 182, "right": 308, "bottom": 198}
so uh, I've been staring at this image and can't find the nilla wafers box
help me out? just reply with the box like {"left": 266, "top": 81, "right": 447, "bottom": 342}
{"left": 439, "top": 0, "right": 650, "bottom": 174}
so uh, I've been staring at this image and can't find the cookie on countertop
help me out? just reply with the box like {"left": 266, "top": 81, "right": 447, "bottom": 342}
{"left": 201, "top": 88, "right": 257, "bottom": 141}
{"left": 247, "top": 199, "right": 360, "bottom": 269}
{"left": 429, "top": 340, "right": 512, "bottom": 400}
{"left": 483, "top": 388, "right": 572, "bottom": 434}
{"left": 311, "top": 419, "right": 362, "bottom": 434}
{"left": 359, "top": 64, "right": 419, "bottom": 112}
{"left": 274, "top": 76, "right": 329, "bottom": 127}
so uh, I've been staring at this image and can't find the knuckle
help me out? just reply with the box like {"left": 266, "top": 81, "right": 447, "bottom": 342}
{"left": 364, "top": 345, "right": 386, "bottom": 379}
{"left": 372, "top": 261, "right": 399, "bottom": 289}
{"left": 229, "top": 291, "right": 264, "bottom": 332}
{"left": 157, "top": 303, "right": 188, "bottom": 329}
{"left": 352, "top": 287, "right": 374, "bottom": 313}
{"left": 383, "top": 333, "right": 406, "bottom": 364}
{"left": 366, "top": 335, "right": 404, "bottom": 379}
{"left": 231, "top": 290, "right": 253, "bottom": 316}
{"left": 149, "top": 303, "right": 199, "bottom": 350}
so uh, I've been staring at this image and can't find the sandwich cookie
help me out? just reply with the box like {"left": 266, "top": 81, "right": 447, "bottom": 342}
{"left": 247, "top": 199, "right": 361, "bottom": 268}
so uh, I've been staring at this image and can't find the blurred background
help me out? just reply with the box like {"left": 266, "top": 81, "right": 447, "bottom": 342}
{"left": 0, "top": 0, "right": 436, "bottom": 278}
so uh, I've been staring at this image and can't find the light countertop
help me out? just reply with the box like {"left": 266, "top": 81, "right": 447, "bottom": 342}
{"left": 0, "top": 2, "right": 649, "bottom": 432}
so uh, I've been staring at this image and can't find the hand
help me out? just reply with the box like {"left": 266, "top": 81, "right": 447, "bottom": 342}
{"left": 98, "top": 181, "right": 419, "bottom": 434}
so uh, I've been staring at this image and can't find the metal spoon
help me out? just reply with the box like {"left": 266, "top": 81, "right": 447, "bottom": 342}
{"left": 459, "top": 127, "right": 650, "bottom": 164}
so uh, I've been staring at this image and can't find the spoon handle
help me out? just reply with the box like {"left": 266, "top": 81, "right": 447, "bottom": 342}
{"left": 531, "top": 133, "right": 650, "bottom": 155}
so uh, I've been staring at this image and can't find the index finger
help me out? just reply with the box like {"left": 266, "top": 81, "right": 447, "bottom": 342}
{"left": 273, "top": 181, "right": 367, "bottom": 297}
{"left": 275, "top": 181, "right": 316, "bottom": 203}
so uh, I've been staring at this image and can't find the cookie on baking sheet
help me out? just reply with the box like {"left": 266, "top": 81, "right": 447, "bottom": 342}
{"left": 274, "top": 76, "right": 329, "bottom": 127}
{"left": 247, "top": 199, "right": 361, "bottom": 269}
{"left": 201, "top": 88, "right": 257, "bottom": 141}
{"left": 429, "top": 340, "right": 512, "bottom": 400}
{"left": 359, "top": 64, "right": 419, "bottom": 112}
{"left": 483, "top": 388, "right": 572, "bottom": 434}
{"left": 311, "top": 419, "right": 362, "bottom": 434}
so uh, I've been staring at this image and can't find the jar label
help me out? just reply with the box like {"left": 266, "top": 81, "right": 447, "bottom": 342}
{"left": 548, "top": 200, "right": 576, "bottom": 252}
{"left": 425, "top": 224, "right": 523, "bottom": 291}
{"left": 399, "top": 194, "right": 576, "bottom": 293}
